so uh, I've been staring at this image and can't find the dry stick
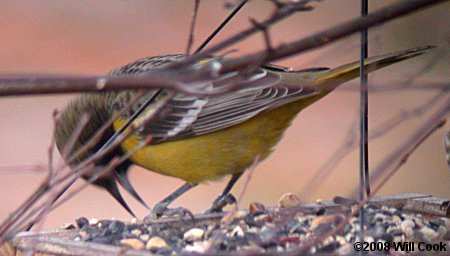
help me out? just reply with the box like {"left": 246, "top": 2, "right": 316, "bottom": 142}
{"left": 30, "top": 113, "right": 61, "bottom": 232}
{"left": 0, "top": 114, "right": 91, "bottom": 239}
{"left": 171, "top": 0, "right": 313, "bottom": 69}
{"left": 0, "top": 184, "right": 48, "bottom": 240}
{"left": 61, "top": 91, "right": 145, "bottom": 168}
{"left": 0, "top": 0, "right": 308, "bottom": 98}
{"left": 291, "top": 100, "right": 448, "bottom": 255}
{"left": 32, "top": 138, "right": 155, "bottom": 232}
{"left": 299, "top": 43, "right": 447, "bottom": 199}
{"left": 17, "top": 92, "right": 176, "bottom": 232}
{"left": 218, "top": 0, "right": 446, "bottom": 73}
{"left": 299, "top": 91, "right": 447, "bottom": 199}
{"left": 0, "top": 165, "right": 46, "bottom": 174}
{"left": 49, "top": 91, "right": 145, "bottom": 190}
{"left": 19, "top": 131, "right": 59, "bottom": 256}
{"left": 60, "top": 114, "right": 91, "bottom": 160}
{"left": 3, "top": 0, "right": 444, "bottom": 96}
{"left": 51, "top": 135, "right": 152, "bottom": 212}
{"left": 194, "top": 0, "right": 249, "bottom": 54}
{"left": 22, "top": 160, "right": 120, "bottom": 235}
{"left": 18, "top": 92, "right": 173, "bottom": 230}
{"left": 0, "top": 110, "right": 71, "bottom": 235}
{"left": 402, "top": 45, "right": 449, "bottom": 86}
{"left": 345, "top": 81, "right": 449, "bottom": 92}
{"left": 0, "top": 93, "right": 145, "bottom": 240}
{"left": 26, "top": 114, "right": 91, "bottom": 238}
{"left": 369, "top": 120, "right": 447, "bottom": 199}
{"left": 351, "top": 95, "right": 450, "bottom": 197}
{"left": 186, "top": 0, "right": 201, "bottom": 54}
{"left": 0, "top": 115, "right": 88, "bottom": 237}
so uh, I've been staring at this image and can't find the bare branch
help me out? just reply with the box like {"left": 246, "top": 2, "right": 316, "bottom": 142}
{"left": 194, "top": 0, "right": 249, "bottom": 54}
{"left": 4, "top": 0, "right": 445, "bottom": 96}
{"left": 295, "top": 98, "right": 448, "bottom": 255}
{"left": 0, "top": 165, "right": 46, "bottom": 174}
{"left": 351, "top": 96, "right": 450, "bottom": 197}
{"left": 186, "top": 0, "right": 201, "bottom": 54}
{"left": 218, "top": 0, "right": 445, "bottom": 72}
{"left": 299, "top": 91, "right": 448, "bottom": 199}
{"left": 249, "top": 17, "right": 274, "bottom": 53}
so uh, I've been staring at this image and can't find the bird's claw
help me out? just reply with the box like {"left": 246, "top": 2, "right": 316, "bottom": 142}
{"left": 144, "top": 202, "right": 195, "bottom": 222}
{"left": 205, "top": 193, "right": 237, "bottom": 213}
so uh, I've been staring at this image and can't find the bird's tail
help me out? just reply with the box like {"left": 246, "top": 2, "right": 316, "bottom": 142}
{"left": 314, "top": 45, "right": 435, "bottom": 90}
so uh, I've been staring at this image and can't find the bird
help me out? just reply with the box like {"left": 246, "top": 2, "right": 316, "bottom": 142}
{"left": 54, "top": 46, "right": 433, "bottom": 218}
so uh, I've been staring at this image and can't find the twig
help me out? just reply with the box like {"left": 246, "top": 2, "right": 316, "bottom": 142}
{"left": 4, "top": 91, "right": 176, "bottom": 235}
{"left": 298, "top": 41, "right": 447, "bottom": 199}
{"left": 0, "top": 0, "right": 444, "bottom": 97}
{"left": 172, "top": 0, "right": 313, "bottom": 69}
{"left": 194, "top": 0, "right": 249, "bottom": 54}
{"left": 30, "top": 112, "right": 61, "bottom": 232}
{"left": 0, "top": 93, "right": 145, "bottom": 240}
{"left": 295, "top": 97, "right": 448, "bottom": 255}
{"left": 60, "top": 114, "right": 91, "bottom": 160}
{"left": 0, "top": 165, "right": 46, "bottom": 174}
{"left": 60, "top": 91, "right": 145, "bottom": 168}
{"left": 249, "top": 17, "right": 274, "bottom": 53}
{"left": 218, "top": 0, "right": 446, "bottom": 72}
{"left": 351, "top": 96, "right": 450, "bottom": 197}
{"left": 299, "top": 91, "right": 447, "bottom": 199}
{"left": 186, "top": 0, "right": 201, "bottom": 54}
{"left": 0, "top": 114, "right": 92, "bottom": 238}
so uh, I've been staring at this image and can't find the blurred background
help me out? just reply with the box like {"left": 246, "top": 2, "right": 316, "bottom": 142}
{"left": 0, "top": 0, "right": 448, "bottom": 230}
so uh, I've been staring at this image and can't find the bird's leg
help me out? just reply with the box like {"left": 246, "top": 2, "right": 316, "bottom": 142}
{"left": 206, "top": 173, "right": 242, "bottom": 213}
{"left": 145, "top": 182, "right": 197, "bottom": 221}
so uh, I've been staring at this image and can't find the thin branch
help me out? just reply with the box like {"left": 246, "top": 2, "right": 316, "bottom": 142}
{"left": 194, "top": 0, "right": 249, "bottom": 54}
{"left": 0, "top": 91, "right": 176, "bottom": 239}
{"left": 173, "top": 0, "right": 313, "bottom": 69}
{"left": 299, "top": 91, "right": 447, "bottom": 199}
{"left": 186, "top": 0, "right": 201, "bottom": 54}
{"left": 0, "top": 0, "right": 444, "bottom": 97}
{"left": 369, "top": 119, "right": 446, "bottom": 197}
{"left": 0, "top": 93, "right": 146, "bottom": 240}
{"left": 295, "top": 98, "right": 448, "bottom": 255}
{"left": 60, "top": 114, "right": 91, "bottom": 159}
{"left": 249, "top": 17, "right": 274, "bottom": 53}
{"left": 0, "top": 165, "right": 46, "bottom": 174}
{"left": 218, "top": 0, "right": 445, "bottom": 72}
{"left": 350, "top": 96, "right": 450, "bottom": 197}
{"left": 31, "top": 112, "right": 61, "bottom": 232}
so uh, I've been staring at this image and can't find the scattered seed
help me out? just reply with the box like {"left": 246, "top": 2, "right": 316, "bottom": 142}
{"left": 146, "top": 236, "right": 169, "bottom": 250}
{"left": 184, "top": 228, "right": 205, "bottom": 242}
{"left": 120, "top": 238, "right": 144, "bottom": 250}
{"left": 279, "top": 193, "right": 301, "bottom": 208}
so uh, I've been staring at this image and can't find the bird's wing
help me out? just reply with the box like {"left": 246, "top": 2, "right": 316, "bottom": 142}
{"left": 110, "top": 55, "right": 320, "bottom": 144}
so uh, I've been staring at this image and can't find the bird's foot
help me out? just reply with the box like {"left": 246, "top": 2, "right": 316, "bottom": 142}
{"left": 144, "top": 202, "right": 194, "bottom": 222}
{"left": 205, "top": 193, "right": 237, "bottom": 213}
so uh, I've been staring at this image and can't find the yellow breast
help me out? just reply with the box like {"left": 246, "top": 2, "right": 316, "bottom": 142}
{"left": 113, "top": 99, "right": 315, "bottom": 184}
